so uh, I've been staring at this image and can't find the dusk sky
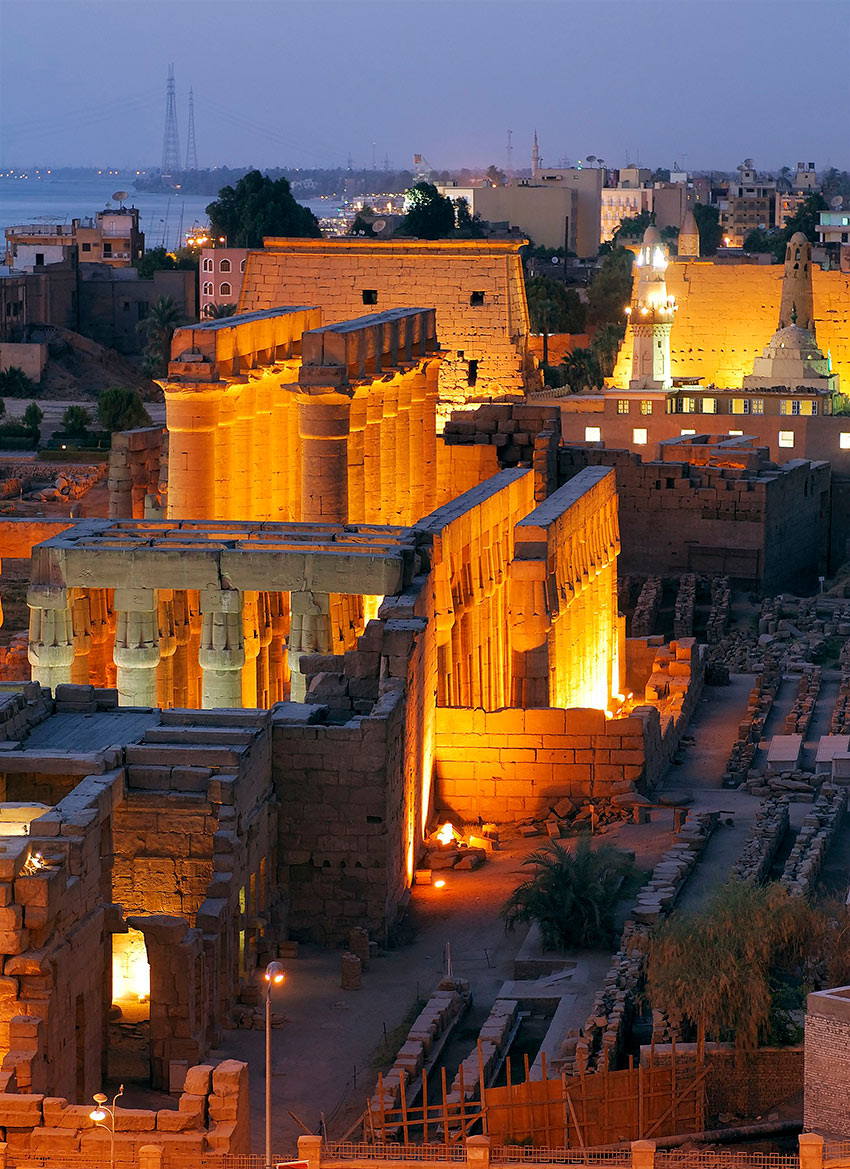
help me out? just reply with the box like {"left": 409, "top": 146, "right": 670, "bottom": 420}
{"left": 2, "top": 0, "right": 848, "bottom": 173}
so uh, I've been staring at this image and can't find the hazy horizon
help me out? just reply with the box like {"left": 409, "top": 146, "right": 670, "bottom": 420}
{"left": 2, "top": 0, "right": 848, "bottom": 174}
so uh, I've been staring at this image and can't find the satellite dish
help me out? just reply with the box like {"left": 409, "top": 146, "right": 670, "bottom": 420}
{"left": 372, "top": 219, "right": 387, "bottom": 234}
{"left": 112, "top": 190, "right": 129, "bottom": 204}
{"left": 551, "top": 256, "right": 560, "bottom": 264}
{"left": 831, "top": 196, "right": 844, "bottom": 210}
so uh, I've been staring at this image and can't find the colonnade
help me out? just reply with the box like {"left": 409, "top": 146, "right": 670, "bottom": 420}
{"left": 27, "top": 584, "right": 368, "bottom": 708}
{"left": 164, "top": 359, "right": 440, "bottom": 528}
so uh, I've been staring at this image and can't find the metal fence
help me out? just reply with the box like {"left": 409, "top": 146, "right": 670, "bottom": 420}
{"left": 656, "top": 1155, "right": 800, "bottom": 1169}
{"left": 326, "top": 1143, "right": 467, "bottom": 1163}
{"left": 491, "top": 1149, "right": 629, "bottom": 1166}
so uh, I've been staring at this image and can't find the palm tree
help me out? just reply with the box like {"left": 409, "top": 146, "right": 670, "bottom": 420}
{"left": 204, "top": 302, "right": 239, "bottom": 319}
{"left": 503, "top": 838, "right": 634, "bottom": 951}
{"left": 562, "top": 347, "right": 603, "bottom": 393}
{"left": 139, "top": 296, "right": 182, "bottom": 378}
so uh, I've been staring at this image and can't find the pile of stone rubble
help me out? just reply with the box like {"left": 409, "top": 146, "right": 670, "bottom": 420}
{"left": 779, "top": 786, "right": 848, "bottom": 898}
{"left": 632, "top": 576, "right": 663, "bottom": 638}
{"left": 731, "top": 798, "right": 791, "bottom": 884}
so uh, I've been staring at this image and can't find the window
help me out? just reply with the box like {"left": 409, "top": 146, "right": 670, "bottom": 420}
{"left": 219, "top": 258, "right": 231, "bottom": 272}
{"left": 681, "top": 429, "right": 696, "bottom": 436}
{"left": 202, "top": 257, "right": 213, "bottom": 272}
{"left": 780, "top": 399, "right": 801, "bottom": 416}
{"left": 467, "top": 360, "right": 478, "bottom": 386}
{"left": 681, "top": 397, "right": 696, "bottom": 414}
{"left": 633, "top": 428, "right": 647, "bottom": 445}
{"left": 103, "top": 243, "right": 112, "bottom": 256}
{"left": 585, "top": 426, "right": 601, "bottom": 442}
{"left": 728, "top": 430, "right": 744, "bottom": 436}
{"left": 617, "top": 400, "right": 629, "bottom": 414}
{"left": 751, "top": 399, "right": 764, "bottom": 415}
{"left": 81, "top": 242, "right": 91, "bottom": 252}
{"left": 469, "top": 291, "right": 485, "bottom": 306}
{"left": 840, "top": 433, "right": 850, "bottom": 450}
{"left": 219, "top": 282, "right": 232, "bottom": 297}
{"left": 799, "top": 399, "right": 817, "bottom": 416}
{"left": 203, "top": 281, "right": 213, "bottom": 295}
{"left": 362, "top": 289, "right": 378, "bottom": 305}
{"left": 35, "top": 253, "right": 44, "bottom": 266}
{"left": 137, "top": 301, "right": 149, "bottom": 321}
{"left": 122, "top": 300, "right": 131, "bottom": 312}
{"left": 778, "top": 431, "right": 795, "bottom": 448}
{"left": 240, "top": 258, "right": 246, "bottom": 272}
{"left": 731, "top": 398, "right": 750, "bottom": 415}
{"left": 701, "top": 398, "right": 717, "bottom": 414}
{"left": 640, "top": 400, "right": 652, "bottom": 415}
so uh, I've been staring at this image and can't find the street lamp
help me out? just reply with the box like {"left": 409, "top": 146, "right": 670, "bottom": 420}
{"left": 264, "top": 961, "right": 285, "bottom": 1169}
{"left": 90, "top": 1083, "right": 123, "bottom": 1168}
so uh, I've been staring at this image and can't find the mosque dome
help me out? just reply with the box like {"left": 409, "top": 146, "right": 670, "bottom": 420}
{"left": 763, "top": 324, "right": 821, "bottom": 355}
{"left": 642, "top": 225, "right": 662, "bottom": 247}
{"left": 789, "top": 231, "right": 809, "bottom": 247}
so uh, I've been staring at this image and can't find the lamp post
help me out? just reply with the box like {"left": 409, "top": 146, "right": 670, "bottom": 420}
{"left": 90, "top": 1083, "right": 123, "bottom": 1168}
{"left": 264, "top": 960, "right": 285, "bottom": 1169}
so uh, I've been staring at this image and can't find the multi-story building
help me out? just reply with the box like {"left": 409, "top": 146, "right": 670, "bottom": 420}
{"left": 600, "top": 186, "right": 653, "bottom": 243}
{"left": 200, "top": 247, "right": 249, "bottom": 316}
{"left": 4, "top": 206, "right": 144, "bottom": 270}
{"left": 720, "top": 160, "right": 776, "bottom": 246}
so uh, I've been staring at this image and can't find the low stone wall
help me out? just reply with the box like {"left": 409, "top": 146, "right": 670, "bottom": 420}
{"left": 780, "top": 785, "right": 848, "bottom": 897}
{"left": 108, "top": 427, "right": 166, "bottom": 519}
{"left": 805, "top": 986, "right": 850, "bottom": 1136}
{"left": 0, "top": 519, "right": 76, "bottom": 559}
{"left": 731, "top": 798, "right": 790, "bottom": 884}
{"left": 0, "top": 343, "right": 47, "bottom": 382}
{"left": 0, "top": 1058, "right": 249, "bottom": 1161}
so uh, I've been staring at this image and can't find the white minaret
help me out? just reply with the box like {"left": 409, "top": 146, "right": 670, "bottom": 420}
{"left": 532, "top": 130, "right": 540, "bottom": 180}
{"left": 627, "top": 225, "right": 676, "bottom": 390}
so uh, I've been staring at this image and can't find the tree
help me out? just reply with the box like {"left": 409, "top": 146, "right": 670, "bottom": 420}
{"left": 349, "top": 213, "right": 376, "bottom": 237}
{"left": 503, "top": 838, "right": 634, "bottom": 951}
{"left": 454, "top": 196, "right": 485, "bottom": 238}
{"left": 486, "top": 165, "right": 506, "bottom": 186}
{"left": 592, "top": 322, "right": 625, "bottom": 378}
{"left": 399, "top": 182, "right": 456, "bottom": 240}
{"left": 97, "top": 387, "right": 152, "bottom": 432}
{"left": 586, "top": 247, "right": 634, "bottom": 326}
{"left": 0, "top": 366, "right": 37, "bottom": 398}
{"left": 139, "top": 296, "right": 182, "bottom": 378}
{"left": 137, "top": 246, "right": 197, "bottom": 280}
{"left": 204, "top": 302, "right": 239, "bottom": 319}
{"left": 692, "top": 204, "right": 722, "bottom": 256}
{"left": 646, "top": 881, "right": 849, "bottom": 1052}
{"left": 743, "top": 227, "right": 781, "bottom": 254}
{"left": 526, "top": 277, "right": 587, "bottom": 364}
{"left": 562, "top": 347, "right": 603, "bottom": 392}
{"left": 62, "top": 405, "right": 92, "bottom": 440}
{"left": 612, "top": 211, "right": 654, "bottom": 243}
{"left": 782, "top": 191, "right": 829, "bottom": 244}
{"left": 206, "top": 169, "right": 321, "bottom": 248}
{"left": 22, "top": 402, "right": 42, "bottom": 440}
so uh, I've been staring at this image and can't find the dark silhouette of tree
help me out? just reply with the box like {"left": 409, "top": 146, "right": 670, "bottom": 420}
{"left": 62, "top": 405, "right": 92, "bottom": 440}
{"left": 613, "top": 211, "right": 654, "bottom": 242}
{"left": 486, "top": 165, "right": 506, "bottom": 186}
{"left": 586, "top": 247, "right": 634, "bottom": 326}
{"left": 526, "top": 277, "right": 586, "bottom": 365}
{"left": 782, "top": 192, "right": 829, "bottom": 243}
{"left": 692, "top": 204, "right": 723, "bottom": 256}
{"left": 23, "top": 403, "right": 42, "bottom": 440}
{"left": 399, "top": 183, "right": 456, "bottom": 240}
{"left": 592, "top": 322, "right": 625, "bottom": 377}
{"left": 97, "top": 387, "right": 152, "bottom": 432}
{"left": 137, "top": 246, "right": 197, "bottom": 280}
{"left": 139, "top": 296, "right": 183, "bottom": 378}
{"left": 206, "top": 170, "right": 321, "bottom": 248}
{"left": 503, "top": 839, "right": 634, "bottom": 951}
{"left": 204, "top": 302, "right": 239, "bottom": 319}
{"left": 454, "top": 197, "right": 485, "bottom": 238}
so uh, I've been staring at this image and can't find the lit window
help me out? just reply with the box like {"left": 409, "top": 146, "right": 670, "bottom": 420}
{"left": 840, "top": 434, "right": 850, "bottom": 450}
{"left": 633, "top": 428, "right": 647, "bottom": 445}
{"left": 219, "top": 258, "right": 231, "bottom": 272}
{"left": 219, "top": 282, "right": 232, "bottom": 297}
{"left": 202, "top": 257, "right": 213, "bottom": 272}
{"left": 728, "top": 430, "right": 744, "bottom": 436}
{"left": 681, "top": 429, "right": 696, "bottom": 436}
{"left": 617, "top": 400, "right": 630, "bottom": 414}
{"left": 701, "top": 398, "right": 716, "bottom": 414}
{"left": 202, "top": 281, "right": 213, "bottom": 295}
{"left": 585, "top": 426, "right": 601, "bottom": 442}
{"left": 800, "top": 399, "right": 817, "bottom": 416}
{"left": 731, "top": 399, "right": 750, "bottom": 415}
{"left": 751, "top": 399, "right": 764, "bottom": 414}
{"left": 778, "top": 431, "right": 795, "bottom": 448}
{"left": 640, "top": 400, "right": 652, "bottom": 415}
{"left": 681, "top": 397, "right": 695, "bottom": 413}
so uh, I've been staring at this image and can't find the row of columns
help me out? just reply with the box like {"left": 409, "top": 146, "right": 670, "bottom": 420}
{"left": 165, "top": 358, "right": 440, "bottom": 527}
{"left": 28, "top": 585, "right": 365, "bottom": 709}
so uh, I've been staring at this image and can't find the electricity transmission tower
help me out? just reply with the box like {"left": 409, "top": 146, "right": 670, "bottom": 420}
{"left": 161, "top": 64, "right": 181, "bottom": 177}
{"left": 185, "top": 87, "right": 198, "bottom": 171}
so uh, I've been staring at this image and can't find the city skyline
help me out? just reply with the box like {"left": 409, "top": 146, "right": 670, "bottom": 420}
{"left": 1, "top": 0, "right": 848, "bottom": 172}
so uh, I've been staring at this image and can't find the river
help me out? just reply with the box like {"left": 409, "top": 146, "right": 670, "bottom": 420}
{"left": 0, "top": 175, "right": 340, "bottom": 251}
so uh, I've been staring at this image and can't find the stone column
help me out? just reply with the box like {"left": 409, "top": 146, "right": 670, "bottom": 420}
{"left": 288, "top": 590, "right": 331, "bottom": 702}
{"left": 241, "top": 591, "right": 261, "bottom": 708}
{"left": 363, "top": 389, "right": 383, "bottom": 524}
{"left": 156, "top": 590, "right": 177, "bottom": 710}
{"left": 171, "top": 590, "right": 192, "bottom": 709}
{"left": 27, "top": 586, "right": 74, "bottom": 692}
{"left": 199, "top": 589, "right": 245, "bottom": 709}
{"left": 408, "top": 366, "right": 427, "bottom": 522}
{"left": 232, "top": 381, "right": 256, "bottom": 519}
{"left": 394, "top": 372, "right": 412, "bottom": 525}
{"left": 70, "top": 590, "right": 92, "bottom": 684}
{"left": 164, "top": 385, "right": 222, "bottom": 520}
{"left": 253, "top": 377, "right": 274, "bottom": 520}
{"left": 379, "top": 377, "right": 398, "bottom": 524}
{"left": 113, "top": 588, "right": 160, "bottom": 707}
{"left": 215, "top": 390, "right": 237, "bottom": 521}
{"left": 296, "top": 389, "right": 353, "bottom": 523}
{"left": 422, "top": 359, "right": 440, "bottom": 514}
{"left": 88, "top": 588, "right": 113, "bottom": 688}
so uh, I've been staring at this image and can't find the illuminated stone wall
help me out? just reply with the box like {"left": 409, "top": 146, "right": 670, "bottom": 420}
{"left": 611, "top": 262, "right": 850, "bottom": 390}
{"left": 511, "top": 467, "right": 621, "bottom": 710}
{"left": 238, "top": 238, "right": 533, "bottom": 422}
